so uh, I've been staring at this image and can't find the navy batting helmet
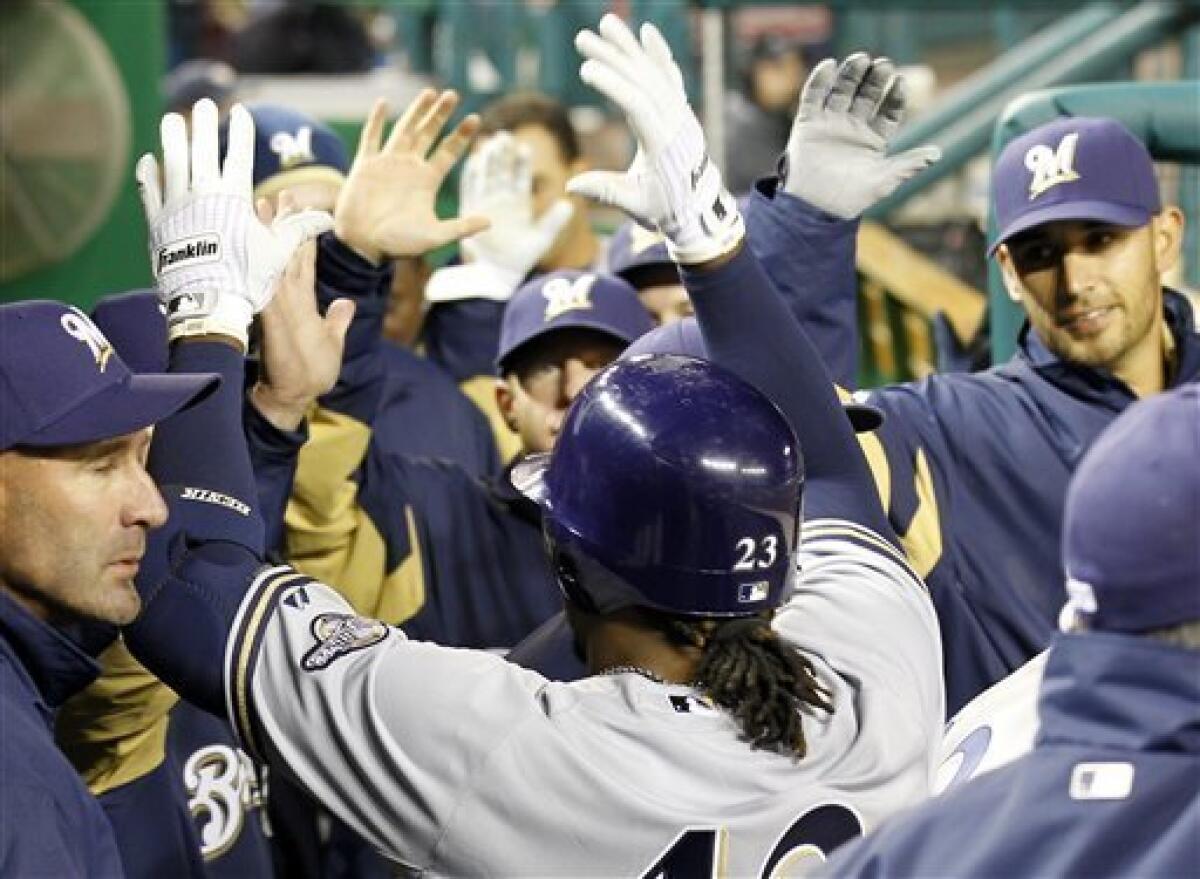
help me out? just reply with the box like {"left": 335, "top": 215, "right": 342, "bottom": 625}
{"left": 512, "top": 354, "right": 803, "bottom": 617}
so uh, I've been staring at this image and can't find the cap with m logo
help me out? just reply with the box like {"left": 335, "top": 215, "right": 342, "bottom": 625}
{"left": 989, "top": 117, "right": 1161, "bottom": 254}
{"left": 0, "top": 300, "right": 216, "bottom": 451}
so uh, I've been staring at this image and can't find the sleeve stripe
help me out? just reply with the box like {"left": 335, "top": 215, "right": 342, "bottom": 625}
{"left": 801, "top": 518, "right": 927, "bottom": 594}
{"left": 224, "top": 565, "right": 311, "bottom": 761}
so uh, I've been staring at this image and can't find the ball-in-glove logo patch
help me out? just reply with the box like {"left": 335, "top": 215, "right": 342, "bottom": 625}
{"left": 301, "top": 613, "right": 389, "bottom": 671}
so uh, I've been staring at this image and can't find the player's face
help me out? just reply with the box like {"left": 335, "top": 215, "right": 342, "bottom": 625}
{"left": 638, "top": 282, "right": 693, "bottom": 326}
{"left": 997, "top": 211, "right": 1182, "bottom": 371}
{"left": 498, "top": 330, "right": 627, "bottom": 455}
{"left": 0, "top": 429, "right": 167, "bottom": 626}
{"left": 512, "top": 124, "right": 589, "bottom": 270}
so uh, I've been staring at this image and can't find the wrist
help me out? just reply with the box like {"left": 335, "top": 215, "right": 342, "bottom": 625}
{"left": 332, "top": 219, "right": 383, "bottom": 267}
{"left": 249, "top": 383, "right": 311, "bottom": 433}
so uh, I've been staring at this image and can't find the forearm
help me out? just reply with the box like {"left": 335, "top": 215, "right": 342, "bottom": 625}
{"left": 682, "top": 246, "right": 894, "bottom": 539}
{"left": 744, "top": 178, "right": 861, "bottom": 389}
{"left": 244, "top": 398, "right": 308, "bottom": 557}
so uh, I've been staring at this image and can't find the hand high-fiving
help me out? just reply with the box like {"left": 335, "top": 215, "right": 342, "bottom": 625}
{"left": 567, "top": 15, "right": 743, "bottom": 265}
{"left": 781, "top": 53, "right": 942, "bottom": 219}
{"left": 334, "top": 89, "right": 490, "bottom": 265}
{"left": 136, "top": 98, "right": 333, "bottom": 348}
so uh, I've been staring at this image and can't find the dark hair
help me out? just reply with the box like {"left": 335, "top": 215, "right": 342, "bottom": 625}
{"left": 478, "top": 92, "right": 581, "bottom": 163}
{"left": 666, "top": 614, "right": 831, "bottom": 759}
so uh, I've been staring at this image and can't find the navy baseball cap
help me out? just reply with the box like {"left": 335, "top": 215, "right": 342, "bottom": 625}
{"left": 220, "top": 105, "right": 349, "bottom": 200}
{"left": 1059, "top": 385, "right": 1200, "bottom": 634}
{"left": 990, "top": 116, "right": 1161, "bottom": 255}
{"left": 90, "top": 290, "right": 168, "bottom": 374}
{"left": 623, "top": 317, "right": 883, "bottom": 433}
{"left": 496, "top": 271, "right": 655, "bottom": 373}
{"left": 0, "top": 301, "right": 216, "bottom": 452}
{"left": 607, "top": 221, "right": 676, "bottom": 288}
{"left": 164, "top": 59, "right": 236, "bottom": 113}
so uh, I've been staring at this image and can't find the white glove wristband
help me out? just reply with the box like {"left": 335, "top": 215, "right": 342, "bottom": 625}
{"left": 425, "top": 263, "right": 525, "bottom": 304}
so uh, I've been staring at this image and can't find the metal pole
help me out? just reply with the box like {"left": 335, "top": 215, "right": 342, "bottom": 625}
{"left": 700, "top": 7, "right": 726, "bottom": 176}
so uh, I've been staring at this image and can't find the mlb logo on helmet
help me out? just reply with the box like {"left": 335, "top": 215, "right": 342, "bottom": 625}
{"left": 738, "top": 581, "right": 770, "bottom": 603}
{"left": 542, "top": 274, "right": 596, "bottom": 321}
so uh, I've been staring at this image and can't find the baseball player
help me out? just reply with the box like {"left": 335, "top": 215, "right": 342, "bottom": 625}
{"left": 765, "top": 59, "right": 1196, "bottom": 712}
{"left": 120, "top": 21, "right": 942, "bottom": 877}
{"left": 822, "top": 384, "right": 1200, "bottom": 878}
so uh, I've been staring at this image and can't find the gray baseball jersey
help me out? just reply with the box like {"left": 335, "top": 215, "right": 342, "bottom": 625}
{"left": 936, "top": 651, "right": 1045, "bottom": 795}
{"left": 226, "top": 517, "right": 942, "bottom": 877}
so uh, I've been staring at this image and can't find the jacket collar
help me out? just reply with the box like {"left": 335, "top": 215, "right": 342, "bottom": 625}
{"left": 486, "top": 458, "right": 543, "bottom": 526}
{"left": 0, "top": 589, "right": 100, "bottom": 718}
{"left": 1037, "top": 632, "right": 1200, "bottom": 755}
{"left": 1015, "top": 289, "right": 1200, "bottom": 406}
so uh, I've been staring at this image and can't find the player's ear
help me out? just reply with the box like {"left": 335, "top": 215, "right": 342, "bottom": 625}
{"left": 994, "top": 244, "right": 1023, "bottom": 304}
{"left": 1151, "top": 205, "right": 1184, "bottom": 276}
{"left": 496, "top": 377, "right": 519, "bottom": 432}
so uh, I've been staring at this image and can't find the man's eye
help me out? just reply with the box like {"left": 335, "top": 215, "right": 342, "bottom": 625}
{"left": 1016, "top": 243, "right": 1055, "bottom": 267}
{"left": 1086, "top": 229, "right": 1116, "bottom": 250}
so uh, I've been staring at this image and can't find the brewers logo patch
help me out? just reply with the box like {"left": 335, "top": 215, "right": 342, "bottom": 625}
{"left": 301, "top": 613, "right": 389, "bottom": 671}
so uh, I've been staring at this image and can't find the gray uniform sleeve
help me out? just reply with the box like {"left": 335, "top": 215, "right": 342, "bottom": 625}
{"left": 777, "top": 518, "right": 945, "bottom": 753}
{"left": 224, "top": 567, "right": 549, "bottom": 871}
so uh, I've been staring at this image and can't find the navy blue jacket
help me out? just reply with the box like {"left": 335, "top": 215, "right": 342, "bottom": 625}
{"left": 821, "top": 632, "right": 1200, "bottom": 877}
{"left": 864, "top": 295, "right": 1200, "bottom": 713}
{"left": 0, "top": 590, "right": 123, "bottom": 878}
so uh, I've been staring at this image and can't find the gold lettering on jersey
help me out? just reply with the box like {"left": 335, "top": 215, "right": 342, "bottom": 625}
{"left": 1025, "top": 132, "right": 1081, "bottom": 199}
{"left": 542, "top": 274, "right": 596, "bottom": 321}
{"left": 184, "top": 744, "right": 265, "bottom": 860}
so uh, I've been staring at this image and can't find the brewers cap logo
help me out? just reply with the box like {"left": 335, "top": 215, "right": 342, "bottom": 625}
{"left": 269, "top": 126, "right": 316, "bottom": 170}
{"left": 302, "top": 612, "right": 389, "bottom": 671}
{"left": 60, "top": 307, "right": 114, "bottom": 373}
{"left": 1026, "top": 132, "right": 1081, "bottom": 200}
{"left": 543, "top": 274, "right": 596, "bottom": 321}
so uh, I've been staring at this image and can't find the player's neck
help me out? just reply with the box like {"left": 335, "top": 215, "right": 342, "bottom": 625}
{"left": 541, "top": 221, "right": 598, "bottom": 272}
{"left": 1111, "top": 320, "right": 1169, "bottom": 399}
{"left": 584, "top": 610, "right": 701, "bottom": 685}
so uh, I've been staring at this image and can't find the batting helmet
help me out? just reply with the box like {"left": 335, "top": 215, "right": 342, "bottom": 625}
{"left": 512, "top": 354, "right": 803, "bottom": 617}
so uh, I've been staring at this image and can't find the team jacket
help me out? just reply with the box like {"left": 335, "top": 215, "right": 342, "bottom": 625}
{"left": 861, "top": 293, "right": 1199, "bottom": 712}
{"left": 0, "top": 590, "right": 123, "bottom": 878}
{"left": 821, "top": 632, "right": 1200, "bottom": 878}
{"left": 284, "top": 234, "right": 560, "bottom": 649}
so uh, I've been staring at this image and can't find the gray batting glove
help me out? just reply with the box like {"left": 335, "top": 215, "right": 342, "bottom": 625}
{"left": 781, "top": 53, "right": 941, "bottom": 219}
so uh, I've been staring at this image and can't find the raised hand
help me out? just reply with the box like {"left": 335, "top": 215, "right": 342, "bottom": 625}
{"left": 251, "top": 193, "right": 356, "bottom": 432}
{"left": 424, "top": 131, "right": 575, "bottom": 302}
{"left": 334, "top": 89, "right": 490, "bottom": 265}
{"left": 135, "top": 98, "right": 333, "bottom": 349}
{"left": 566, "top": 14, "right": 743, "bottom": 265}
{"left": 781, "top": 54, "right": 941, "bottom": 219}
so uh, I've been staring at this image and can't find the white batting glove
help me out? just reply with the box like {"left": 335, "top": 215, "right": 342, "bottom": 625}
{"left": 781, "top": 54, "right": 941, "bottom": 219}
{"left": 567, "top": 15, "right": 743, "bottom": 265}
{"left": 426, "top": 132, "right": 574, "bottom": 302}
{"left": 135, "top": 98, "right": 333, "bottom": 347}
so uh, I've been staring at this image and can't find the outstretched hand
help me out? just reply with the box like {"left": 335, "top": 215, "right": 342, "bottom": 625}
{"left": 781, "top": 54, "right": 941, "bottom": 219}
{"left": 136, "top": 98, "right": 332, "bottom": 349}
{"left": 334, "top": 89, "right": 490, "bottom": 265}
{"left": 566, "top": 15, "right": 743, "bottom": 265}
{"left": 252, "top": 194, "right": 355, "bottom": 432}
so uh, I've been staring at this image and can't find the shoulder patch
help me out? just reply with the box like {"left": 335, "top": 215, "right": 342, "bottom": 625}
{"left": 301, "top": 613, "right": 389, "bottom": 671}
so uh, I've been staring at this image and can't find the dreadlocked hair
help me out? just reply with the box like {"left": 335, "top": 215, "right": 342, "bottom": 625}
{"left": 666, "top": 614, "right": 832, "bottom": 759}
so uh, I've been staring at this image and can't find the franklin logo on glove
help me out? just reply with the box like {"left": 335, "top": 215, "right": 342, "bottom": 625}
{"left": 157, "top": 234, "right": 221, "bottom": 275}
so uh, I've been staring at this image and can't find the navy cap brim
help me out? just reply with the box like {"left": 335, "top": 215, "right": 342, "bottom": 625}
{"left": 989, "top": 199, "right": 1151, "bottom": 255}
{"left": 18, "top": 372, "right": 219, "bottom": 449}
{"left": 496, "top": 318, "right": 644, "bottom": 373}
